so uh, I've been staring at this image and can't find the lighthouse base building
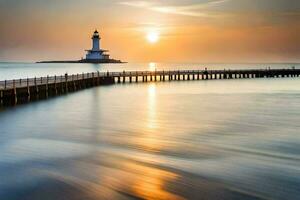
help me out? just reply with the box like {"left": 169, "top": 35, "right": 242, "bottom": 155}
{"left": 86, "top": 50, "right": 110, "bottom": 60}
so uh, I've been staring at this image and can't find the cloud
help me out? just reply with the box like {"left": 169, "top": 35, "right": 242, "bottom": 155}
{"left": 118, "top": 0, "right": 230, "bottom": 17}
{"left": 119, "top": 0, "right": 300, "bottom": 19}
{"left": 118, "top": 1, "right": 152, "bottom": 8}
{"left": 118, "top": 1, "right": 153, "bottom": 8}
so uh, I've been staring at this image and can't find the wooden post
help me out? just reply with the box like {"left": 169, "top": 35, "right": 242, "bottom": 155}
{"left": 54, "top": 75, "right": 57, "bottom": 95}
{"left": 25, "top": 78, "right": 29, "bottom": 102}
{"left": 60, "top": 75, "right": 63, "bottom": 93}
{"left": 91, "top": 72, "right": 95, "bottom": 86}
{"left": 82, "top": 73, "right": 85, "bottom": 88}
{"left": 130, "top": 72, "right": 132, "bottom": 83}
{"left": 0, "top": 89, "right": 3, "bottom": 106}
{"left": 13, "top": 79, "right": 17, "bottom": 105}
{"left": 35, "top": 77, "right": 39, "bottom": 99}
{"left": 46, "top": 75, "right": 49, "bottom": 98}
{"left": 77, "top": 74, "right": 81, "bottom": 89}
{"left": 123, "top": 71, "right": 126, "bottom": 83}
{"left": 92, "top": 72, "right": 94, "bottom": 86}
{"left": 34, "top": 77, "right": 38, "bottom": 97}
{"left": 65, "top": 74, "right": 68, "bottom": 93}
{"left": 73, "top": 74, "right": 76, "bottom": 90}
{"left": 70, "top": 74, "right": 73, "bottom": 90}
{"left": 4, "top": 80, "right": 6, "bottom": 89}
{"left": 98, "top": 71, "right": 100, "bottom": 85}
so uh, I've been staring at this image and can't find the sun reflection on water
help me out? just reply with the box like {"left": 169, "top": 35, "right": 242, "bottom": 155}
{"left": 129, "top": 162, "right": 183, "bottom": 200}
{"left": 147, "top": 84, "right": 157, "bottom": 130}
{"left": 137, "top": 83, "right": 163, "bottom": 152}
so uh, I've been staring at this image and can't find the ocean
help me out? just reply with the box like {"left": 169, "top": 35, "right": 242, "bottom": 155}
{"left": 0, "top": 62, "right": 299, "bottom": 200}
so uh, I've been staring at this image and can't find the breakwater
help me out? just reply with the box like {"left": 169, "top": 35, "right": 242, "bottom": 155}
{"left": 0, "top": 68, "right": 299, "bottom": 106}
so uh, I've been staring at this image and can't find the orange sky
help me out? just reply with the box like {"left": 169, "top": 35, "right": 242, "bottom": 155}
{"left": 0, "top": 0, "right": 299, "bottom": 62}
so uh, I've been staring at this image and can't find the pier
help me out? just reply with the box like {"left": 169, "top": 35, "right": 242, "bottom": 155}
{"left": 0, "top": 68, "right": 299, "bottom": 106}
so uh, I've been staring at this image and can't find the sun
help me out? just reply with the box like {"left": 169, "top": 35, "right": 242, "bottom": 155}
{"left": 147, "top": 31, "right": 159, "bottom": 43}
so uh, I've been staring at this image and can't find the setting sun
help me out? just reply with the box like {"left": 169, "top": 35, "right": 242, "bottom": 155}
{"left": 147, "top": 32, "right": 159, "bottom": 43}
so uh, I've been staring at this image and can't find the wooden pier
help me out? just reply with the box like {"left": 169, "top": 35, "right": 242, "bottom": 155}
{"left": 0, "top": 68, "right": 299, "bottom": 106}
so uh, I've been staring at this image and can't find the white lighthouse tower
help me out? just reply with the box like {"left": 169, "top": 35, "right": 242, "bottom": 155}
{"left": 85, "top": 30, "right": 110, "bottom": 61}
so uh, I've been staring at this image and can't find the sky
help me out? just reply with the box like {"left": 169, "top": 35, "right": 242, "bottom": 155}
{"left": 0, "top": 0, "right": 299, "bottom": 63}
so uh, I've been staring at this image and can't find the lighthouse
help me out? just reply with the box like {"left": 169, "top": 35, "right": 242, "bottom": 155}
{"left": 85, "top": 30, "right": 110, "bottom": 60}
{"left": 38, "top": 29, "right": 122, "bottom": 63}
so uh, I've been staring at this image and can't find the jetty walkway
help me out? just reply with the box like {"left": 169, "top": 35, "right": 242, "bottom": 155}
{"left": 0, "top": 68, "right": 299, "bottom": 106}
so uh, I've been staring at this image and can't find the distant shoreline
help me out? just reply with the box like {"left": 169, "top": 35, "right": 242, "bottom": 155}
{"left": 37, "top": 59, "right": 126, "bottom": 64}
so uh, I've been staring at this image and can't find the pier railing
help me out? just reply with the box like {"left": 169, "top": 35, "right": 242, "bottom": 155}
{"left": 0, "top": 72, "right": 104, "bottom": 90}
{"left": 1, "top": 68, "right": 299, "bottom": 106}
{"left": 0, "top": 68, "right": 299, "bottom": 90}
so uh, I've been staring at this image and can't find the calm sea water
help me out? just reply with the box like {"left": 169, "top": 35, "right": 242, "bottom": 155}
{"left": 0, "top": 62, "right": 300, "bottom": 200}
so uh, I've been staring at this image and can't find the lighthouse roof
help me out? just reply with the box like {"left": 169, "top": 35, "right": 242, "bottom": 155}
{"left": 92, "top": 29, "right": 100, "bottom": 39}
